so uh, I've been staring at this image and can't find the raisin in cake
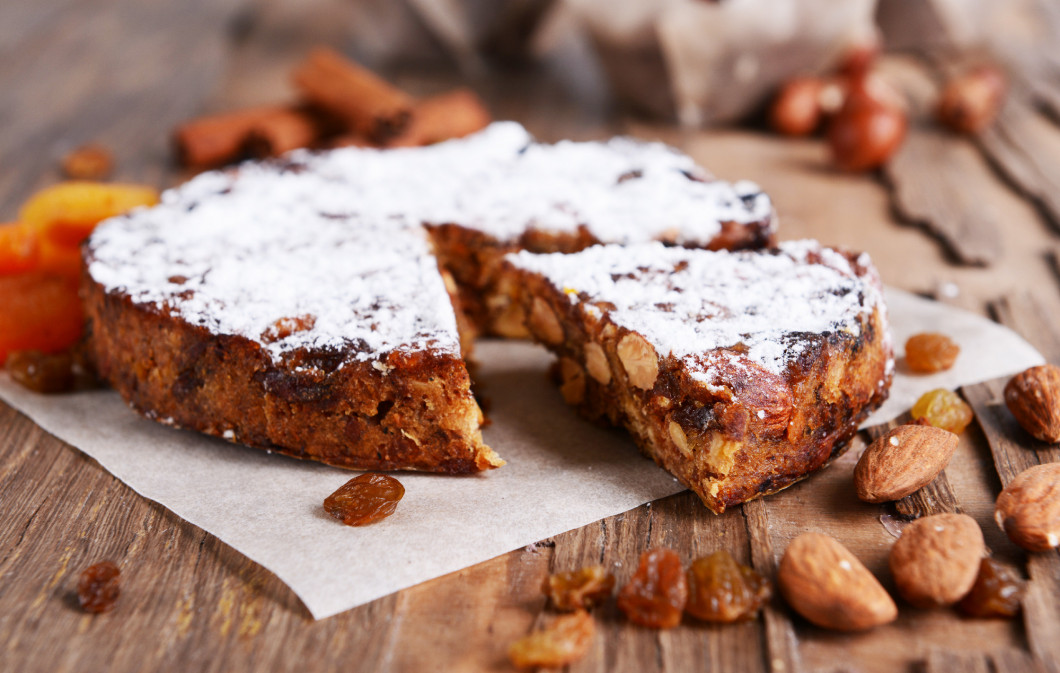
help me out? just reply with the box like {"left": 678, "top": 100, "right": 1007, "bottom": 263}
{"left": 84, "top": 164, "right": 501, "bottom": 473}
{"left": 84, "top": 122, "right": 776, "bottom": 474}
{"left": 315, "top": 122, "right": 776, "bottom": 337}
{"left": 503, "top": 241, "right": 893, "bottom": 512}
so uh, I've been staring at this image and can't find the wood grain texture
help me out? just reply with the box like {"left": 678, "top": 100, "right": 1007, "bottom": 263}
{"left": 884, "top": 127, "right": 1003, "bottom": 266}
{"left": 979, "top": 95, "right": 1060, "bottom": 232}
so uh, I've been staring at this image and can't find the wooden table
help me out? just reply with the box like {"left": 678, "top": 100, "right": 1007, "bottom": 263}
{"left": 2, "top": 2, "right": 1059, "bottom": 671}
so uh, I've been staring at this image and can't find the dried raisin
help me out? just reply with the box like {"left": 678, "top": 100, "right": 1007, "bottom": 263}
{"left": 685, "top": 550, "right": 771, "bottom": 622}
{"left": 543, "top": 565, "right": 615, "bottom": 611}
{"left": 6, "top": 344, "right": 100, "bottom": 394}
{"left": 78, "top": 561, "right": 120, "bottom": 613}
{"left": 324, "top": 473, "right": 404, "bottom": 526}
{"left": 958, "top": 558, "right": 1023, "bottom": 618}
{"left": 911, "top": 388, "right": 974, "bottom": 434}
{"left": 905, "top": 333, "right": 960, "bottom": 373}
{"left": 616, "top": 548, "right": 687, "bottom": 628}
{"left": 508, "top": 610, "right": 595, "bottom": 669}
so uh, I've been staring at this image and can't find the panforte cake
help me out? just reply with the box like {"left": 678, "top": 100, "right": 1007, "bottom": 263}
{"left": 84, "top": 122, "right": 777, "bottom": 474}
{"left": 503, "top": 241, "right": 893, "bottom": 512}
{"left": 84, "top": 163, "right": 501, "bottom": 473}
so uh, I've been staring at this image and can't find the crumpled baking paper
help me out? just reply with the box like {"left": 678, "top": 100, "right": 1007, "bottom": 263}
{"left": 0, "top": 287, "right": 1042, "bottom": 619}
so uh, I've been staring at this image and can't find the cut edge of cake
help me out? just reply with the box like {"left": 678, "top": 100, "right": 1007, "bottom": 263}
{"left": 501, "top": 240, "right": 894, "bottom": 513}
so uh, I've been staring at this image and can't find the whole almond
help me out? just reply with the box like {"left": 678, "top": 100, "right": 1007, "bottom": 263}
{"left": 778, "top": 532, "right": 897, "bottom": 631}
{"left": 889, "top": 513, "right": 985, "bottom": 608}
{"left": 995, "top": 463, "right": 1060, "bottom": 552}
{"left": 854, "top": 425, "right": 958, "bottom": 503}
{"left": 1005, "top": 364, "right": 1060, "bottom": 443}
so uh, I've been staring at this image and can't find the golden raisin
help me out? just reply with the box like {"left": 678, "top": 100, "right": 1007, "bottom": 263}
{"left": 905, "top": 333, "right": 960, "bottom": 373}
{"left": 62, "top": 143, "right": 113, "bottom": 180}
{"left": 508, "top": 610, "right": 595, "bottom": 669}
{"left": 958, "top": 558, "right": 1023, "bottom": 618}
{"left": 911, "top": 388, "right": 974, "bottom": 434}
{"left": 323, "top": 473, "right": 404, "bottom": 526}
{"left": 78, "top": 561, "right": 120, "bottom": 613}
{"left": 544, "top": 565, "right": 615, "bottom": 612}
{"left": 685, "top": 550, "right": 771, "bottom": 622}
{"left": 616, "top": 548, "right": 687, "bottom": 629}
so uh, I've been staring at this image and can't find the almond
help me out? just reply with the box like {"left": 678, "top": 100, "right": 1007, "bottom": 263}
{"left": 529, "top": 297, "right": 564, "bottom": 346}
{"left": 1004, "top": 364, "right": 1060, "bottom": 443}
{"left": 778, "top": 532, "right": 897, "bottom": 631}
{"left": 994, "top": 463, "right": 1060, "bottom": 552}
{"left": 889, "top": 513, "right": 984, "bottom": 608}
{"left": 617, "top": 332, "right": 658, "bottom": 390}
{"left": 854, "top": 424, "right": 958, "bottom": 503}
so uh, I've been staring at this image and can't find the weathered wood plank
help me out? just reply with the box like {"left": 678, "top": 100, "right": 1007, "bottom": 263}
{"left": 962, "top": 295, "right": 1060, "bottom": 672}
{"left": 924, "top": 648, "right": 993, "bottom": 673}
{"left": 743, "top": 498, "right": 801, "bottom": 673}
{"left": 979, "top": 94, "right": 1060, "bottom": 232}
{"left": 879, "top": 57, "right": 1005, "bottom": 266}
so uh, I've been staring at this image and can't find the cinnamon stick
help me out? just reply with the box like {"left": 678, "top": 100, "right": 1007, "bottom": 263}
{"left": 291, "top": 47, "right": 413, "bottom": 144}
{"left": 243, "top": 106, "right": 331, "bottom": 159}
{"left": 174, "top": 105, "right": 323, "bottom": 169}
{"left": 384, "top": 88, "right": 492, "bottom": 148}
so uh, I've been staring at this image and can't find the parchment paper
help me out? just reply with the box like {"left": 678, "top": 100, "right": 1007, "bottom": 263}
{"left": 0, "top": 287, "right": 1043, "bottom": 619}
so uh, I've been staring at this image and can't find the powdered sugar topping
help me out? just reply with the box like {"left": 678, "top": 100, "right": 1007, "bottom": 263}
{"left": 88, "top": 164, "right": 461, "bottom": 367}
{"left": 87, "top": 122, "right": 775, "bottom": 366}
{"left": 507, "top": 240, "right": 887, "bottom": 386}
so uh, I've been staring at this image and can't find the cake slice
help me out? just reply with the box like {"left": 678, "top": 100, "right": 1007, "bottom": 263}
{"left": 503, "top": 241, "right": 893, "bottom": 512}
{"left": 85, "top": 162, "right": 501, "bottom": 473}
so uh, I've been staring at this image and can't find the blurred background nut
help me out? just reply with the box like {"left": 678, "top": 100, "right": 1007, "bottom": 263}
{"left": 826, "top": 75, "right": 907, "bottom": 172}
{"left": 936, "top": 65, "right": 1007, "bottom": 135}
{"left": 770, "top": 77, "right": 826, "bottom": 137}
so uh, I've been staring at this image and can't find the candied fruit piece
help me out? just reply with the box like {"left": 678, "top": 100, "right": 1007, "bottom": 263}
{"left": 911, "top": 388, "right": 974, "bottom": 434}
{"left": 323, "top": 473, "right": 404, "bottom": 526}
{"left": 508, "top": 610, "right": 595, "bottom": 669}
{"left": 543, "top": 565, "right": 615, "bottom": 612}
{"left": 78, "top": 561, "right": 121, "bottom": 613}
{"left": 685, "top": 550, "right": 771, "bottom": 622}
{"left": 958, "top": 558, "right": 1023, "bottom": 619}
{"left": 905, "top": 333, "right": 960, "bottom": 373}
{"left": 616, "top": 548, "right": 687, "bottom": 629}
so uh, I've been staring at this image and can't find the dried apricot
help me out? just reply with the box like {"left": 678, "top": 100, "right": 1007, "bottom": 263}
{"left": 20, "top": 181, "right": 159, "bottom": 248}
{"left": 508, "top": 610, "right": 595, "bottom": 669}
{"left": 0, "top": 222, "right": 41, "bottom": 275}
{"left": 905, "top": 333, "right": 960, "bottom": 373}
{"left": 685, "top": 550, "right": 771, "bottom": 622}
{"left": 323, "top": 473, "right": 404, "bottom": 526}
{"left": 911, "top": 388, "right": 974, "bottom": 434}
{"left": 616, "top": 548, "right": 687, "bottom": 628}
{"left": 78, "top": 561, "right": 120, "bottom": 613}
{"left": 0, "top": 273, "right": 83, "bottom": 366}
{"left": 958, "top": 558, "right": 1023, "bottom": 618}
{"left": 543, "top": 565, "right": 615, "bottom": 612}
